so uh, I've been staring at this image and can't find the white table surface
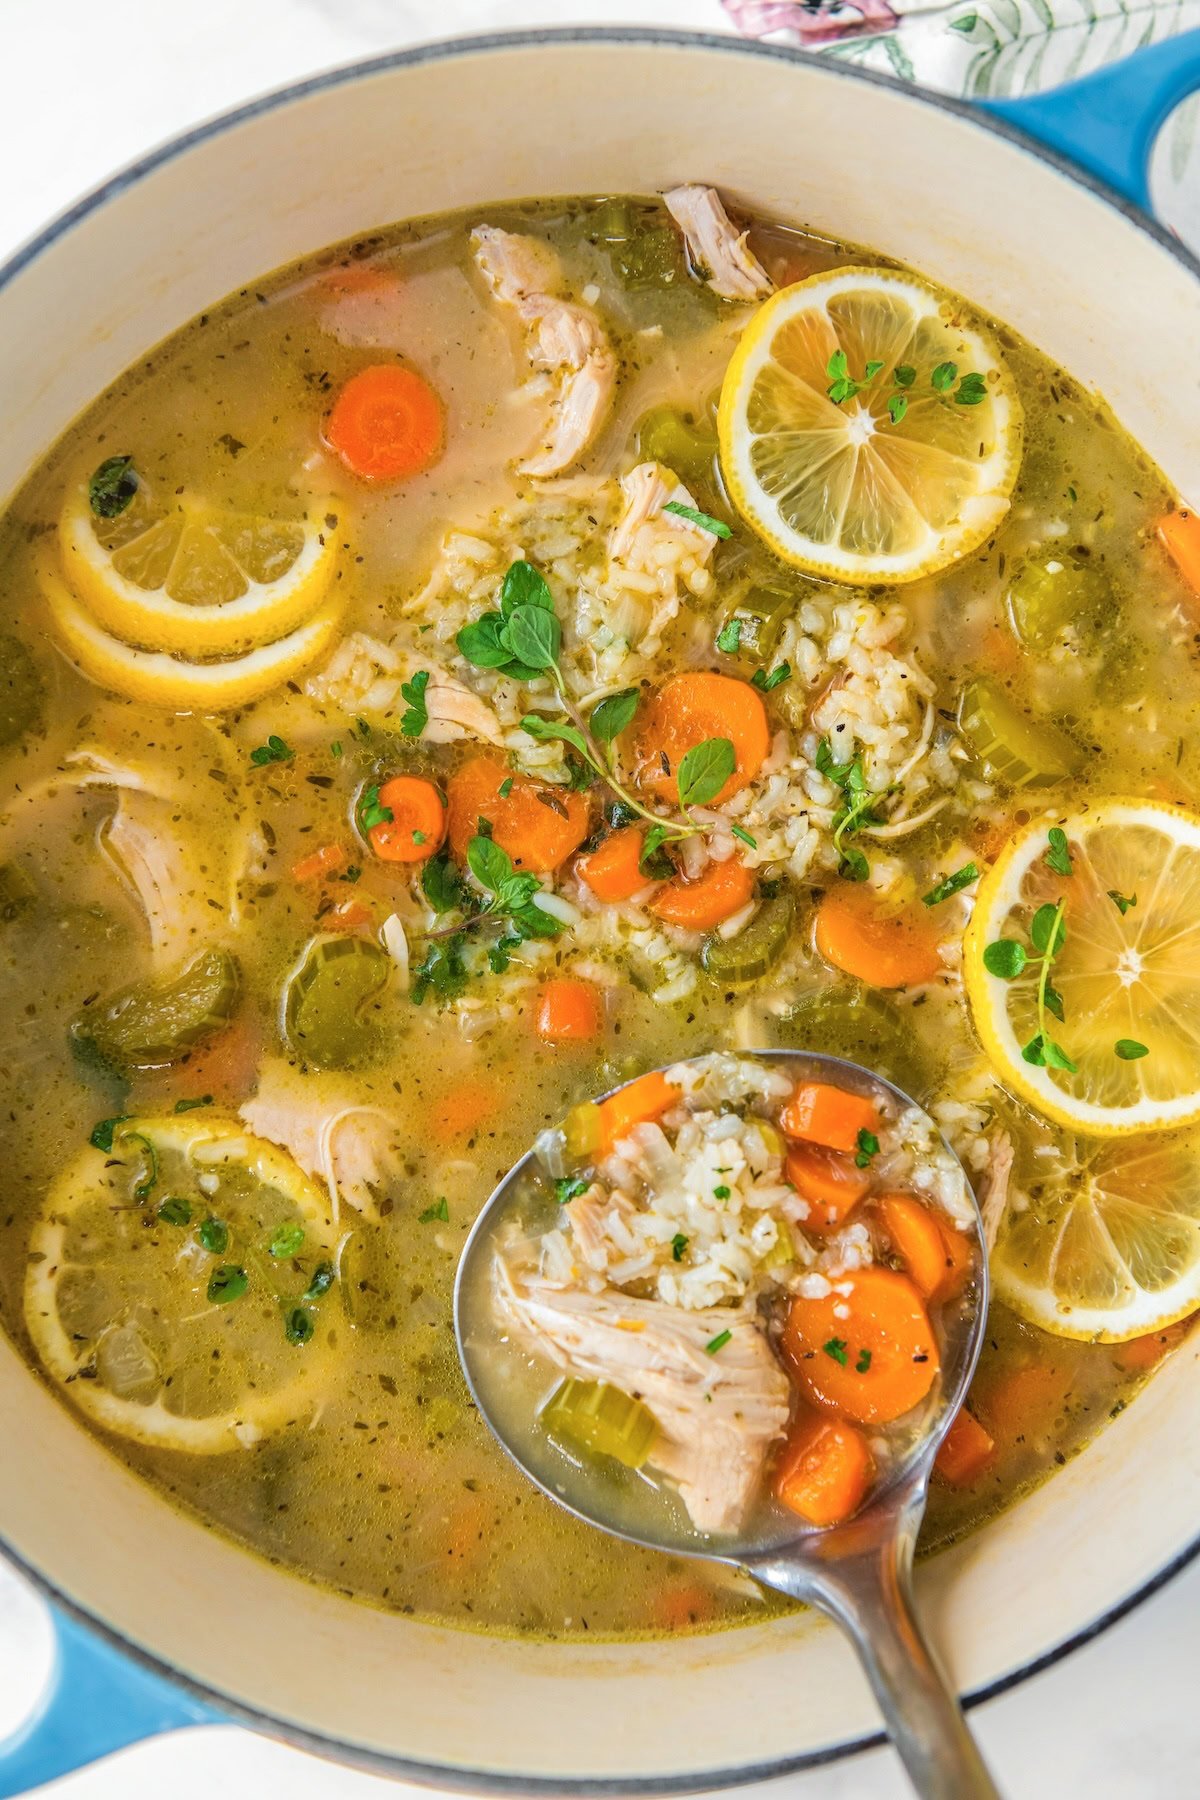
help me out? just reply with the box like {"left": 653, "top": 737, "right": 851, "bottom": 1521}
{"left": 1, "top": 2, "right": 1197, "bottom": 1795}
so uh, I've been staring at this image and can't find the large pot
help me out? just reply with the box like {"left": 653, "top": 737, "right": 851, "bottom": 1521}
{"left": 1, "top": 27, "right": 1199, "bottom": 1796}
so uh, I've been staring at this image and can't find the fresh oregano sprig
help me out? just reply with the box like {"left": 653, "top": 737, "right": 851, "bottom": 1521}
{"left": 983, "top": 892, "right": 1076, "bottom": 1071}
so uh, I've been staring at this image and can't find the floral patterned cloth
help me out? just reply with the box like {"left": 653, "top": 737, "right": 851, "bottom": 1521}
{"left": 721, "top": 0, "right": 1200, "bottom": 242}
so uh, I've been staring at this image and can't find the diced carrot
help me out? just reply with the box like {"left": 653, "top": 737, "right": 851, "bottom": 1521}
{"left": 325, "top": 362, "right": 443, "bottom": 482}
{"left": 979, "top": 621, "right": 1023, "bottom": 678}
{"left": 781, "top": 1081, "right": 877, "bottom": 1154}
{"left": 135, "top": 1014, "right": 262, "bottom": 1113}
{"left": 774, "top": 1410, "right": 874, "bottom": 1527}
{"left": 534, "top": 977, "right": 602, "bottom": 1043}
{"left": 814, "top": 885, "right": 943, "bottom": 989}
{"left": 446, "top": 755, "right": 590, "bottom": 872}
{"left": 652, "top": 1583, "right": 717, "bottom": 1631}
{"left": 291, "top": 842, "right": 348, "bottom": 883}
{"left": 784, "top": 1142, "right": 870, "bottom": 1232}
{"left": 634, "top": 672, "right": 770, "bottom": 806}
{"left": 1157, "top": 507, "right": 1200, "bottom": 598}
{"left": 369, "top": 775, "right": 447, "bottom": 864}
{"left": 1111, "top": 1315, "right": 1194, "bottom": 1374}
{"left": 974, "top": 1360, "right": 1073, "bottom": 1451}
{"left": 324, "top": 898, "right": 374, "bottom": 932}
{"left": 650, "top": 857, "right": 754, "bottom": 931}
{"left": 878, "top": 1194, "right": 974, "bottom": 1304}
{"left": 429, "top": 1076, "right": 499, "bottom": 1143}
{"left": 934, "top": 1408, "right": 996, "bottom": 1487}
{"left": 320, "top": 262, "right": 399, "bottom": 299}
{"left": 577, "top": 826, "right": 650, "bottom": 902}
{"left": 781, "top": 1267, "right": 940, "bottom": 1425}
{"left": 597, "top": 1069, "right": 680, "bottom": 1154}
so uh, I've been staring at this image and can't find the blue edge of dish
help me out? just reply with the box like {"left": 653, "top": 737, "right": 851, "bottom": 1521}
{"left": 1, "top": 26, "right": 1199, "bottom": 1797}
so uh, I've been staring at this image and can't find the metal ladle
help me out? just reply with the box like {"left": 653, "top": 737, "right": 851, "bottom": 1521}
{"left": 455, "top": 1051, "right": 999, "bottom": 1799}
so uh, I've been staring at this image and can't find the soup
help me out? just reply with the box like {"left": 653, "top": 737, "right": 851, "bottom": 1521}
{"left": 0, "top": 188, "right": 1196, "bottom": 1640}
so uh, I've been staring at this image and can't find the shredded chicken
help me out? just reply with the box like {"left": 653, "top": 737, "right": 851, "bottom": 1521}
{"left": 240, "top": 1057, "right": 403, "bottom": 1222}
{"left": 663, "top": 185, "right": 773, "bottom": 303}
{"left": 979, "top": 1130, "right": 1014, "bottom": 1252}
{"left": 306, "top": 631, "right": 503, "bottom": 744}
{"left": 471, "top": 225, "right": 616, "bottom": 476}
{"left": 497, "top": 1258, "right": 790, "bottom": 1534}
{"left": 98, "top": 791, "right": 230, "bottom": 971}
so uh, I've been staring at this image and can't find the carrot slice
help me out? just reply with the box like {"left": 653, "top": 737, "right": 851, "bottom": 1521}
{"left": 446, "top": 755, "right": 590, "bottom": 872}
{"left": 653, "top": 1584, "right": 717, "bottom": 1631}
{"left": 577, "top": 826, "right": 650, "bottom": 902}
{"left": 814, "top": 885, "right": 943, "bottom": 989}
{"left": 324, "top": 897, "right": 374, "bottom": 932}
{"left": 774, "top": 1411, "right": 874, "bottom": 1526}
{"left": 934, "top": 1408, "right": 996, "bottom": 1486}
{"left": 634, "top": 672, "right": 770, "bottom": 806}
{"left": 781, "top": 1267, "right": 940, "bottom": 1425}
{"left": 878, "top": 1194, "right": 973, "bottom": 1303}
{"left": 784, "top": 1143, "right": 870, "bottom": 1233}
{"left": 1158, "top": 508, "right": 1200, "bottom": 598}
{"left": 535, "top": 977, "right": 602, "bottom": 1043}
{"left": 1111, "top": 1315, "right": 1194, "bottom": 1374}
{"left": 430, "top": 1076, "right": 498, "bottom": 1143}
{"left": 781, "top": 1081, "right": 877, "bottom": 1154}
{"left": 291, "top": 842, "right": 348, "bottom": 883}
{"left": 597, "top": 1070, "right": 680, "bottom": 1154}
{"left": 650, "top": 858, "right": 754, "bottom": 930}
{"left": 325, "top": 363, "right": 443, "bottom": 482}
{"left": 974, "top": 1360, "right": 1073, "bottom": 1451}
{"left": 369, "top": 775, "right": 447, "bottom": 863}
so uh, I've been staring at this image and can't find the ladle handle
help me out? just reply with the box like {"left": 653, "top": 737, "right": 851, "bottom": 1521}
{"left": 749, "top": 1522, "right": 1001, "bottom": 1800}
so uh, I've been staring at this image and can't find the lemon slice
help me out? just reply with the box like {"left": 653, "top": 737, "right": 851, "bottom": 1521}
{"left": 41, "top": 555, "right": 344, "bottom": 711}
{"left": 991, "top": 1131, "right": 1200, "bottom": 1340}
{"left": 25, "top": 1116, "right": 341, "bottom": 1452}
{"left": 718, "top": 267, "right": 1022, "bottom": 584}
{"left": 59, "top": 480, "right": 339, "bottom": 655}
{"left": 964, "top": 800, "right": 1200, "bottom": 1135}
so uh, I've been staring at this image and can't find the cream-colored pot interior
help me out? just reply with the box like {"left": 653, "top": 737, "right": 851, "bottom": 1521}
{"left": 1, "top": 31, "right": 1198, "bottom": 1788}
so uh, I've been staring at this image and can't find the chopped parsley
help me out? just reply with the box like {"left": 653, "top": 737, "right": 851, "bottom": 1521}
{"left": 197, "top": 1217, "right": 229, "bottom": 1255}
{"left": 268, "top": 1222, "right": 306, "bottom": 1259}
{"left": 555, "top": 1177, "right": 589, "bottom": 1205}
{"left": 715, "top": 618, "right": 742, "bottom": 654}
{"left": 498, "top": 777, "right": 514, "bottom": 798}
{"left": 823, "top": 1337, "right": 849, "bottom": 1366}
{"left": 713, "top": 1184, "right": 731, "bottom": 1201}
{"left": 815, "top": 738, "right": 887, "bottom": 882}
{"left": 331, "top": 740, "right": 343, "bottom": 758}
{"left": 663, "top": 500, "right": 731, "bottom": 539}
{"left": 854, "top": 1128, "right": 879, "bottom": 1170}
{"left": 173, "top": 1095, "right": 213, "bottom": 1113}
{"left": 705, "top": 1328, "right": 732, "bottom": 1355}
{"left": 249, "top": 734, "right": 293, "bottom": 767}
{"left": 156, "top": 1196, "right": 192, "bottom": 1227}
{"left": 922, "top": 863, "right": 978, "bottom": 907}
{"left": 750, "top": 661, "right": 791, "bottom": 693}
{"left": 357, "top": 783, "right": 394, "bottom": 834}
{"left": 1044, "top": 826, "right": 1073, "bottom": 876}
{"left": 399, "top": 669, "right": 430, "bottom": 738}
{"left": 1115, "top": 1039, "right": 1149, "bottom": 1060}
{"left": 207, "top": 1265, "right": 248, "bottom": 1305}
{"left": 89, "top": 1115, "right": 130, "bottom": 1153}
{"left": 419, "top": 1196, "right": 450, "bottom": 1224}
{"left": 855, "top": 1347, "right": 873, "bottom": 1374}
{"left": 1107, "top": 889, "right": 1137, "bottom": 915}
{"left": 671, "top": 1233, "right": 689, "bottom": 1262}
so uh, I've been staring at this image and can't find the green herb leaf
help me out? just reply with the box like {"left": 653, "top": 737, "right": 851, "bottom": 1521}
{"left": 1022, "top": 1031, "right": 1076, "bottom": 1072}
{"left": 839, "top": 846, "right": 870, "bottom": 883}
{"left": 1107, "top": 889, "right": 1137, "bottom": 916}
{"left": 671, "top": 1232, "right": 689, "bottom": 1262}
{"left": 88, "top": 455, "right": 139, "bottom": 519}
{"left": 421, "top": 851, "right": 467, "bottom": 915}
{"left": 677, "top": 736, "right": 736, "bottom": 808}
{"left": 89, "top": 1115, "right": 130, "bottom": 1153}
{"left": 864, "top": 359, "right": 884, "bottom": 380}
{"left": 468, "top": 834, "right": 514, "bottom": 894}
{"left": 1044, "top": 982, "right": 1065, "bottom": 1023}
{"left": 500, "top": 560, "right": 555, "bottom": 616}
{"left": 955, "top": 372, "right": 988, "bottom": 407}
{"left": 156, "top": 1196, "right": 192, "bottom": 1227}
{"left": 457, "top": 611, "right": 513, "bottom": 669}
{"left": 983, "top": 939, "right": 1027, "bottom": 979}
{"left": 827, "top": 350, "right": 849, "bottom": 382}
{"left": 1044, "top": 826, "right": 1073, "bottom": 876}
{"left": 268, "top": 1222, "right": 306, "bottom": 1260}
{"left": 412, "top": 935, "right": 470, "bottom": 1006}
{"left": 285, "top": 1307, "right": 314, "bottom": 1345}
{"left": 555, "top": 1177, "right": 589, "bottom": 1205}
{"left": 893, "top": 365, "right": 916, "bottom": 388}
{"left": 399, "top": 669, "right": 430, "bottom": 739}
{"left": 331, "top": 741, "right": 343, "bottom": 759}
{"left": 1115, "top": 1039, "right": 1150, "bottom": 1060}
{"left": 503, "top": 604, "right": 562, "bottom": 672}
{"left": 639, "top": 823, "right": 674, "bottom": 878}
{"left": 705, "top": 1329, "right": 732, "bottom": 1355}
{"left": 750, "top": 661, "right": 791, "bottom": 693}
{"left": 250, "top": 734, "right": 293, "bottom": 767}
{"left": 854, "top": 1128, "right": 879, "bottom": 1170}
{"left": 208, "top": 1265, "right": 248, "bottom": 1304}
{"left": 887, "top": 395, "right": 909, "bottom": 426}
{"left": 356, "top": 784, "right": 394, "bottom": 834}
{"left": 730, "top": 824, "right": 757, "bottom": 849}
{"left": 713, "top": 1184, "right": 731, "bottom": 1201}
{"left": 590, "top": 688, "right": 640, "bottom": 743}
{"left": 715, "top": 619, "right": 742, "bottom": 654}
{"left": 498, "top": 777, "right": 514, "bottom": 799}
{"left": 823, "top": 1337, "right": 849, "bottom": 1366}
{"left": 173, "top": 1095, "right": 213, "bottom": 1114}
{"left": 197, "top": 1217, "right": 229, "bottom": 1255}
{"left": 304, "top": 1261, "right": 335, "bottom": 1301}
{"left": 419, "top": 1196, "right": 450, "bottom": 1224}
{"left": 922, "top": 863, "right": 979, "bottom": 906}
{"left": 662, "top": 500, "right": 732, "bottom": 539}
{"left": 1030, "top": 902, "right": 1067, "bottom": 958}
{"left": 855, "top": 1347, "right": 873, "bottom": 1373}
{"left": 931, "top": 361, "right": 958, "bottom": 391}
{"left": 520, "top": 713, "right": 591, "bottom": 761}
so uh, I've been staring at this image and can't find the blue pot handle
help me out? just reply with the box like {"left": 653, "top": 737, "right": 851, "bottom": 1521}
{"left": 983, "top": 27, "right": 1200, "bottom": 213}
{"left": 0, "top": 1608, "right": 220, "bottom": 1798}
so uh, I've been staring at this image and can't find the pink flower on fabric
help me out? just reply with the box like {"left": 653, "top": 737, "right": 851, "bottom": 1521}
{"left": 722, "top": 0, "right": 900, "bottom": 45}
